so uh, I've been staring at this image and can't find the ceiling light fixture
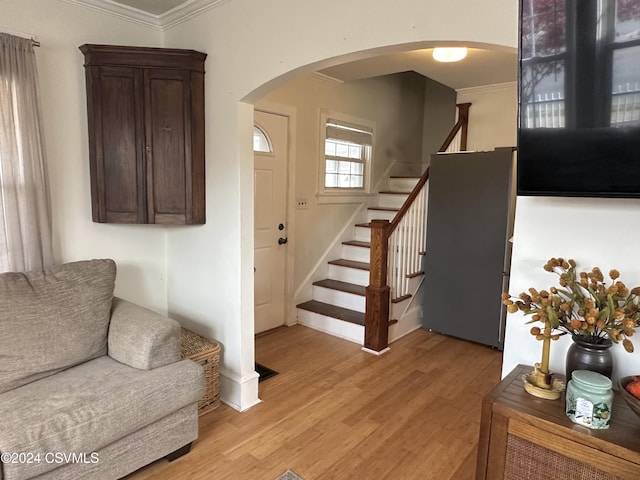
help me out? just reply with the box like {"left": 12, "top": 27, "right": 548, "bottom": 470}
{"left": 432, "top": 47, "right": 468, "bottom": 63}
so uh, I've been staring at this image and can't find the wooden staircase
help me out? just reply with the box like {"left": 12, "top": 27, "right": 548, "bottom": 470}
{"left": 296, "top": 175, "right": 422, "bottom": 344}
{"left": 296, "top": 102, "right": 470, "bottom": 350}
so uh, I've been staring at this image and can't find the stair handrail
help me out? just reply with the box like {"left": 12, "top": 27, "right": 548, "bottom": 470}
{"left": 390, "top": 102, "right": 471, "bottom": 233}
{"left": 364, "top": 103, "right": 471, "bottom": 353}
{"left": 437, "top": 102, "right": 471, "bottom": 153}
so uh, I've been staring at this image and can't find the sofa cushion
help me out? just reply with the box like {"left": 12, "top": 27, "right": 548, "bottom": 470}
{"left": 0, "top": 355, "right": 204, "bottom": 480}
{"left": 108, "top": 298, "right": 181, "bottom": 370}
{"left": 0, "top": 259, "right": 116, "bottom": 394}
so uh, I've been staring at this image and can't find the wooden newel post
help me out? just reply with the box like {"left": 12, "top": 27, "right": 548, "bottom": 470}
{"left": 457, "top": 102, "right": 471, "bottom": 151}
{"left": 365, "top": 219, "right": 391, "bottom": 352}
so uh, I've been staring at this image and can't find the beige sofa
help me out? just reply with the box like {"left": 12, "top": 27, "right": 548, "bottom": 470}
{"left": 0, "top": 259, "right": 204, "bottom": 480}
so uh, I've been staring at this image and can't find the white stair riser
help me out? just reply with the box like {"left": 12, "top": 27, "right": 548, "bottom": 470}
{"left": 328, "top": 264, "right": 369, "bottom": 286}
{"left": 354, "top": 226, "right": 371, "bottom": 242}
{"left": 313, "top": 285, "right": 365, "bottom": 312}
{"left": 367, "top": 209, "right": 396, "bottom": 223}
{"left": 389, "top": 178, "right": 420, "bottom": 191}
{"left": 341, "top": 244, "right": 370, "bottom": 263}
{"left": 296, "top": 309, "right": 364, "bottom": 344}
{"left": 378, "top": 193, "right": 409, "bottom": 209}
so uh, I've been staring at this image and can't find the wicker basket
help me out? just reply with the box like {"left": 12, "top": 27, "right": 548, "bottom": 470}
{"left": 180, "top": 327, "right": 221, "bottom": 415}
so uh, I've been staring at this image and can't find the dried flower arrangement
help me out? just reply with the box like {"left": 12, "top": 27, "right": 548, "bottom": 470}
{"left": 502, "top": 257, "right": 640, "bottom": 352}
{"left": 502, "top": 257, "right": 640, "bottom": 398}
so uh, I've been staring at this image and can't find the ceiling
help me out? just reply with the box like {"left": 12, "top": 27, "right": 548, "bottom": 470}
{"left": 77, "top": 0, "right": 518, "bottom": 90}
{"left": 319, "top": 48, "right": 517, "bottom": 90}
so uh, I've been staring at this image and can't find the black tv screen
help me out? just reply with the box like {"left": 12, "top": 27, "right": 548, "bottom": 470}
{"left": 518, "top": 0, "right": 640, "bottom": 197}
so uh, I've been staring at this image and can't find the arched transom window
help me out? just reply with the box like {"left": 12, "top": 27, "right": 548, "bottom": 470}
{"left": 253, "top": 125, "right": 272, "bottom": 153}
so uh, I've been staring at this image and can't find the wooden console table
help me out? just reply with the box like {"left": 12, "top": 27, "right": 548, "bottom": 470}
{"left": 476, "top": 364, "right": 640, "bottom": 479}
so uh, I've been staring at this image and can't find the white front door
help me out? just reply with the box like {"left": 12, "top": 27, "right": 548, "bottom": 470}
{"left": 254, "top": 110, "right": 288, "bottom": 334}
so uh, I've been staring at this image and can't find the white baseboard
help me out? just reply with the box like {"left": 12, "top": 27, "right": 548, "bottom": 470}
{"left": 361, "top": 346, "right": 391, "bottom": 355}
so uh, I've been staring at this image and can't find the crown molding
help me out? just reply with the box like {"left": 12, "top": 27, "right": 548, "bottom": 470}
{"left": 62, "top": 0, "right": 231, "bottom": 31}
{"left": 62, "top": 0, "right": 164, "bottom": 30}
{"left": 306, "top": 72, "right": 344, "bottom": 87}
{"left": 456, "top": 81, "right": 517, "bottom": 95}
{"left": 161, "top": 0, "right": 232, "bottom": 29}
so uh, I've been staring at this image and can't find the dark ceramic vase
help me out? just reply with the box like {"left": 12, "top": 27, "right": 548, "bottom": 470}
{"left": 565, "top": 337, "right": 613, "bottom": 381}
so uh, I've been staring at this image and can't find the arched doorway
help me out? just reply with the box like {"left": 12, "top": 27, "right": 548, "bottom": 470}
{"left": 243, "top": 42, "right": 518, "bottom": 402}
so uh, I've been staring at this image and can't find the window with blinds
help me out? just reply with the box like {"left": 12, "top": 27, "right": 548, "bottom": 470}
{"left": 324, "top": 118, "right": 373, "bottom": 190}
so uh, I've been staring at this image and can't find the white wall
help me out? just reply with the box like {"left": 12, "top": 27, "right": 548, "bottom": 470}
{"left": 162, "top": 0, "right": 519, "bottom": 409}
{"left": 3, "top": 0, "right": 168, "bottom": 313}
{"left": 456, "top": 82, "right": 518, "bottom": 151}
{"left": 422, "top": 78, "right": 457, "bottom": 164}
{"left": 503, "top": 196, "right": 640, "bottom": 383}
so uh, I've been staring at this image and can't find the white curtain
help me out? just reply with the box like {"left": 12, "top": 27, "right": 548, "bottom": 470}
{"left": 0, "top": 33, "right": 53, "bottom": 272}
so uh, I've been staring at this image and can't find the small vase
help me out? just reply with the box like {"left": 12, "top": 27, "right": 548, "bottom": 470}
{"left": 565, "top": 337, "right": 613, "bottom": 381}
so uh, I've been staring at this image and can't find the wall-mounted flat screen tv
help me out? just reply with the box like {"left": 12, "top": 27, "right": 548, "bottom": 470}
{"left": 518, "top": 0, "right": 640, "bottom": 197}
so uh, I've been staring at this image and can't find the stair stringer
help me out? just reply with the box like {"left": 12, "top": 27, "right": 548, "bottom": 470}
{"left": 372, "top": 158, "right": 396, "bottom": 194}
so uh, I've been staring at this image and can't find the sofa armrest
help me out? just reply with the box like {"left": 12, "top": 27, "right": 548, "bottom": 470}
{"left": 108, "top": 297, "right": 181, "bottom": 370}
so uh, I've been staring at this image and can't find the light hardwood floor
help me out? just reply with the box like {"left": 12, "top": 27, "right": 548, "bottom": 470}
{"left": 125, "top": 325, "right": 502, "bottom": 480}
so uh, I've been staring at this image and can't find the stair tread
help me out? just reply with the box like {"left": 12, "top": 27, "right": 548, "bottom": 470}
{"left": 328, "top": 258, "right": 370, "bottom": 271}
{"left": 342, "top": 240, "right": 370, "bottom": 248}
{"left": 390, "top": 175, "right": 421, "bottom": 179}
{"left": 296, "top": 300, "right": 365, "bottom": 326}
{"left": 313, "top": 279, "right": 366, "bottom": 296}
{"left": 355, "top": 223, "right": 372, "bottom": 228}
{"left": 368, "top": 206, "right": 399, "bottom": 212}
{"left": 392, "top": 294, "right": 412, "bottom": 303}
{"left": 378, "top": 190, "right": 412, "bottom": 195}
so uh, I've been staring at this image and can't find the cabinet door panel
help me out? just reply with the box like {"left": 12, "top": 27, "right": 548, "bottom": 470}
{"left": 145, "top": 69, "right": 190, "bottom": 224}
{"left": 81, "top": 44, "right": 206, "bottom": 225}
{"left": 93, "top": 66, "right": 145, "bottom": 223}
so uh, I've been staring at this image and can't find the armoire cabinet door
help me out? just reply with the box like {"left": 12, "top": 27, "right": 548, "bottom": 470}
{"left": 144, "top": 68, "right": 191, "bottom": 224}
{"left": 80, "top": 44, "right": 206, "bottom": 225}
{"left": 88, "top": 65, "right": 146, "bottom": 223}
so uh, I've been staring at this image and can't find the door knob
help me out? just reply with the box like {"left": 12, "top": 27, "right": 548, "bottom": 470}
{"left": 278, "top": 237, "right": 288, "bottom": 245}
